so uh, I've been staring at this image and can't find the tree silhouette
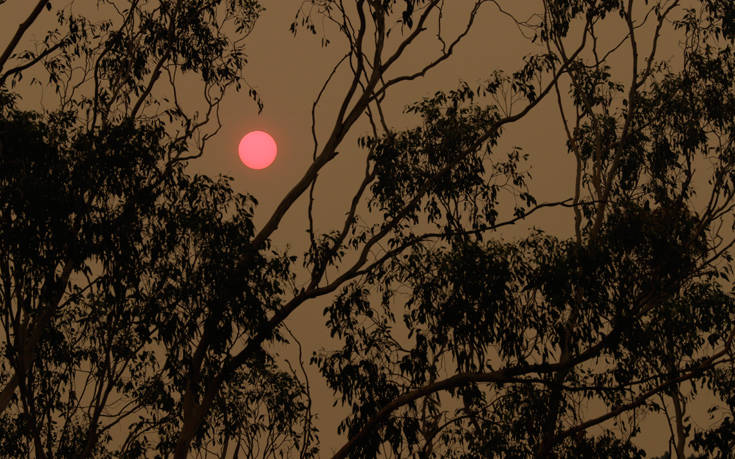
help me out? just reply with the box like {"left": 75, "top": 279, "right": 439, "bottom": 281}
{"left": 0, "top": 1, "right": 310, "bottom": 456}
{"left": 1, "top": 0, "right": 735, "bottom": 458}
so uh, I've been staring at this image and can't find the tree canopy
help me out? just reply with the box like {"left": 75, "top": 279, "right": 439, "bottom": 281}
{"left": 1, "top": 0, "right": 735, "bottom": 458}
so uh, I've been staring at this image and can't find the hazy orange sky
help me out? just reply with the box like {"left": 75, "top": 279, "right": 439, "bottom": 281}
{"left": 0, "top": 1, "right": 715, "bottom": 456}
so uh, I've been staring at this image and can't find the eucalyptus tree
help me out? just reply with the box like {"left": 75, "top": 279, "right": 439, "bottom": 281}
{"left": 0, "top": 0, "right": 519, "bottom": 457}
{"left": 313, "top": 1, "right": 735, "bottom": 457}
{"left": 164, "top": 1, "right": 561, "bottom": 457}
{"left": 2, "top": 0, "right": 734, "bottom": 458}
{"left": 0, "top": 1, "right": 315, "bottom": 457}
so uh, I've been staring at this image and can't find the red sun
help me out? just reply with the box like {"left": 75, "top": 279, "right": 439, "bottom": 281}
{"left": 238, "top": 130, "right": 277, "bottom": 169}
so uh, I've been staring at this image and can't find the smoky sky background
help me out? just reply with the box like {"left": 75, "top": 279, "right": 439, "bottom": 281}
{"left": 0, "top": 1, "right": 718, "bottom": 456}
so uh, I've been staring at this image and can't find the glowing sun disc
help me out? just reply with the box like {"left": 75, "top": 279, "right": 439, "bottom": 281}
{"left": 239, "top": 130, "right": 277, "bottom": 169}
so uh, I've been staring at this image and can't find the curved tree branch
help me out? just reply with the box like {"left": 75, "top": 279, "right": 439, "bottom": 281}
{"left": 0, "top": 0, "right": 50, "bottom": 75}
